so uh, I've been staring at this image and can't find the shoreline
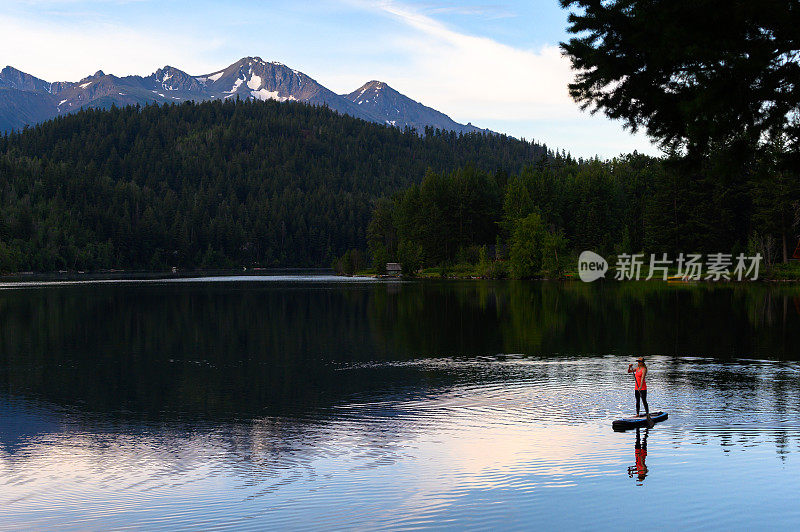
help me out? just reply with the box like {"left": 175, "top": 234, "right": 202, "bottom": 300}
{"left": 1, "top": 268, "right": 798, "bottom": 284}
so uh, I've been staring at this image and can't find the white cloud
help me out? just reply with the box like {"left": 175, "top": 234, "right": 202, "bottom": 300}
{"left": 335, "top": 1, "right": 657, "bottom": 156}
{"left": 363, "top": 2, "right": 577, "bottom": 120}
{"left": 0, "top": 14, "right": 223, "bottom": 81}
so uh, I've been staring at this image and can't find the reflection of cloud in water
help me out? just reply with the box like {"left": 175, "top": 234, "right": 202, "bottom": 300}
{"left": 3, "top": 355, "right": 800, "bottom": 528}
{"left": 0, "top": 400, "right": 617, "bottom": 529}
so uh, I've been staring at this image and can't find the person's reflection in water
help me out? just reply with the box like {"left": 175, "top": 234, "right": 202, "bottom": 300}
{"left": 627, "top": 428, "right": 649, "bottom": 484}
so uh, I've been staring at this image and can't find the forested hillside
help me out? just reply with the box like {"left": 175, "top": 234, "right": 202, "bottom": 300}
{"left": 365, "top": 151, "right": 799, "bottom": 277}
{"left": 0, "top": 99, "right": 547, "bottom": 271}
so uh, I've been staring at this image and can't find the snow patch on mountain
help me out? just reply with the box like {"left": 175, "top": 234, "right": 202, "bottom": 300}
{"left": 227, "top": 78, "right": 243, "bottom": 93}
{"left": 251, "top": 88, "right": 286, "bottom": 102}
{"left": 247, "top": 75, "right": 262, "bottom": 90}
{"left": 198, "top": 71, "right": 224, "bottom": 83}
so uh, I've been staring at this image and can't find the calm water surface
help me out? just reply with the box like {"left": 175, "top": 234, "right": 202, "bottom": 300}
{"left": 1, "top": 278, "right": 800, "bottom": 530}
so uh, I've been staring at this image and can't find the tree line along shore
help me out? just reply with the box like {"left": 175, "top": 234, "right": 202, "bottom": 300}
{"left": 0, "top": 99, "right": 797, "bottom": 280}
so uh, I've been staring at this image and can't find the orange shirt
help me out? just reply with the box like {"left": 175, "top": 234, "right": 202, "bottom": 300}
{"left": 635, "top": 367, "right": 647, "bottom": 390}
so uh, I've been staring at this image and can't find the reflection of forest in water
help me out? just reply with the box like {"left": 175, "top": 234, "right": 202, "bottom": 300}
{"left": 369, "top": 281, "right": 800, "bottom": 358}
{"left": 0, "top": 280, "right": 799, "bottom": 423}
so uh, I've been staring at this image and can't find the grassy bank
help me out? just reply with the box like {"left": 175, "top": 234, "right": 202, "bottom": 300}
{"left": 403, "top": 260, "right": 800, "bottom": 281}
{"left": 765, "top": 262, "right": 800, "bottom": 280}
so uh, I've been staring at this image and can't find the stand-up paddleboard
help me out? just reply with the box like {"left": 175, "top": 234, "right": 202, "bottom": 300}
{"left": 612, "top": 411, "right": 668, "bottom": 431}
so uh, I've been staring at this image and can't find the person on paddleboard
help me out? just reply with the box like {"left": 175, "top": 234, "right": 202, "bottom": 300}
{"left": 627, "top": 357, "right": 651, "bottom": 422}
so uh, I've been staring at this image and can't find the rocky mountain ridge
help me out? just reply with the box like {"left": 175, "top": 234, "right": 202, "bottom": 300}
{"left": 0, "top": 58, "right": 489, "bottom": 135}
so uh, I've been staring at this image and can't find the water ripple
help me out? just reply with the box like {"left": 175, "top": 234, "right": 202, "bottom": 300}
{"left": 2, "top": 355, "right": 800, "bottom": 529}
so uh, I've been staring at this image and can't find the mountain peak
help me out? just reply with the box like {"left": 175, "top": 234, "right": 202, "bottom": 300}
{"left": 0, "top": 66, "right": 52, "bottom": 93}
{"left": 347, "top": 80, "right": 396, "bottom": 106}
{"left": 2, "top": 66, "right": 24, "bottom": 76}
{"left": 193, "top": 57, "right": 312, "bottom": 103}
{"left": 345, "top": 80, "right": 486, "bottom": 134}
{"left": 361, "top": 80, "right": 390, "bottom": 91}
{"left": 235, "top": 56, "right": 286, "bottom": 67}
{"left": 151, "top": 66, "right": 203, "bottom": 92}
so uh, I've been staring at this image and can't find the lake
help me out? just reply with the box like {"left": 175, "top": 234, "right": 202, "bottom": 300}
{"left": 2, "top": 277, "right": 800, "bottom": 530}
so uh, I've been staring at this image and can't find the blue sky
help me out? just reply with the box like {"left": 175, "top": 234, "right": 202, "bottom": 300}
{"left": 0, "top": 0, "right": 658, "bottom": 157}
